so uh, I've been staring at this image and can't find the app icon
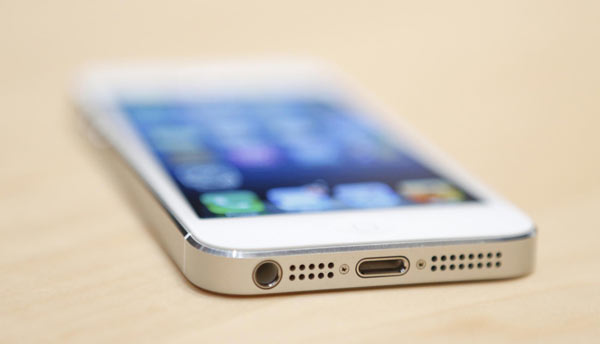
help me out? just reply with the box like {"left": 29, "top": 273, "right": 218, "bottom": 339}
{"left": 226, "top": 144, "right": 280, "bottom": 167}
{"left": 285, "top": 138, "right": 340, "bottom": 166}
{"left": 339, "top": 130, "right": 398, "bottom": 164}
{"left": 174, "top": 163, "right": 242, "bottom": 190}
{"left": 147, "top": 125, "right": 203, "bottom": 153}
{"left": 397, "top": 179, "right": 466, "bottom": 203}
{"left": 130, "top": 106, "right": 172, "bottom": 124}
{"left": 201, "top": 190, "right": 264, "bottom": 215}
{"left": 207, "top": 116, "right": 258, "bottom": 138}
{"left": 166, "top": 150, "right": 213, "bottom": 165}
{"left": 266, "top": 113, "right": 314, "bottom": 136}
{"left": 216, "top": 135, "right": 265, "bottom": 150}
{"left": 267, "top": 184, "right": 334, "bottom": 212}
{"left": 333, "top": 182, "right": 401, "bottom": 208}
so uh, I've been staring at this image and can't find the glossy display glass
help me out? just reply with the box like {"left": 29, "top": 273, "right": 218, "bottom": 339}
{"left": 124, "top": 99, "right": 477, "bottom": 218}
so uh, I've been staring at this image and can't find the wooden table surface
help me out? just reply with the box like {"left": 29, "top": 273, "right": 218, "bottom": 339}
{"left": 2, "top": 1, "right": 599, "bottom": 342}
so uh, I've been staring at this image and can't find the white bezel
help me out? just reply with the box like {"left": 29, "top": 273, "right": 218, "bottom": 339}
{"left": 74, "top": 58, "right": 534, "bottom": 252}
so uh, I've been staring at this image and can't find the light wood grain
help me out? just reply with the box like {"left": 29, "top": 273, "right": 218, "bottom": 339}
{"left": 1, "top": 1, "right": 599, "bottom": 342}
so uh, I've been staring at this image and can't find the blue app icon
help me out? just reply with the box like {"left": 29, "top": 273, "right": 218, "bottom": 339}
{"left": 267, "top": 184, "right": 334, "bottom": 212}
{"left": 208, "top": 116, "right": 258, "bottom": 138}
{"left": 174, "top": 163, "right": 242, "bottom": 191}
{"left": 286, "top": 139, "right": 340, "bottom": 166}
{"left": 333, "top": 182, "right": 402, "bottom": 208}
{"left": 147, "top": 125, "right": 203, "bottom": 153}
{"left": 266, "top": 113, "right": 314, "bottom": 136}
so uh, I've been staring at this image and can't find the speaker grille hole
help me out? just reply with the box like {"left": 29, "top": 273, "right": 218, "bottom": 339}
{"left": 429, "top": 251, "right": 503, "bottom": 272}
{"left": 288, "top": 261, "right": 337, "bottom": 282}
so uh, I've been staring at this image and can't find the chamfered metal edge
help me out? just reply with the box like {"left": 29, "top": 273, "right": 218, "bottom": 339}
{"left": 78, "top": 105, "right": 538, "bottom": 260}
{"left": 185, "top": 225, "right": 537, "bottom": 258}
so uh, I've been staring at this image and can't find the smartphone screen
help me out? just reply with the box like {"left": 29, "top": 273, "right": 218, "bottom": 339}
{"left": 123, "top": 98, "right": 477, "bottom": 218}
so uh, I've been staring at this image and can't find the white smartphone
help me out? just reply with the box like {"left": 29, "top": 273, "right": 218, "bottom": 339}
{"left": 74, "top": 59, "right": 536, "bottom": 295}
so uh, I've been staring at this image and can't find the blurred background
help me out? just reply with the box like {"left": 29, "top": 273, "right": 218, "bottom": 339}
{"left": 1, "top": 1, "right": 599, "bottom": 342}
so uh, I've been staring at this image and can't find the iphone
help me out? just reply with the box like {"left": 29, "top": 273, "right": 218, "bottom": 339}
{"left": 74, "top": 59, "right": 536, "bottom": 295}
